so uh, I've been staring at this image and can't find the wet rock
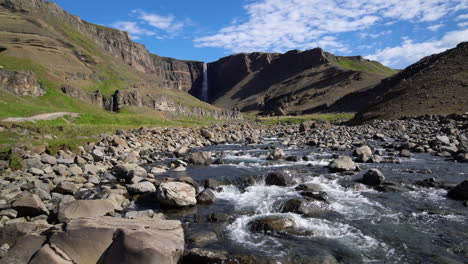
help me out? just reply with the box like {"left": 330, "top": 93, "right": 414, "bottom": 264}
{"left": 183, "top": 248, "right": 228, "bottom": 264}
{"left": 447, "top": 180, "right": 468, "bottom": 201}
{"left": 361, "top": 169, "right": 385, "bottom": 186}
{"left": 126, "top": 181, "right": 156, "bottom": 194}
{"left": 295, "top": 183, "right": 323, "bottom": 192}
{"left": 58, "top": 200, "right": 115, "bottom": 222}
{"left": 354, "top": 145, "right": 372, "bottom": 162}
{"left": 281, "top": 198, "right": 325, "bottom": 217}
{"left": 204, "top": 179, "right": 223, "bottom": 190}
{"left": 196, "top": 188, "right": 216, "bottom": 204}
{"left": 265, "top": 171, "right": 295, "bottom": 186}
{"left": 299, "top": 191, "right": 328, "bottom": 202}
{"left": 12, "top": 194, "right": 49, "bottom": 217}
{"left": 187, "top": 231, "right": 217, "bottom": 246}
{"left": 207, "top": 212, "right": 234, "bottom": 223}
{"left": 285, "top": 156, "right": 300, "bottom": 162}
{"left": 267, "top": 148, "right": 285, "bottom": 160}
{"left": 328, "top": 156, "right": 357, "bottom": 172}
{"left": 29, "top": 216, "right": 184, "bottom": 264}
{"left": 400, "top": 149, "right": 413, "bottom": 157}
{"left": 157, "top": 182, "right": 197, "bottom": 207}
{"left": 415, "top": 177, "right": 443, "bottom": 188}
{"left": 376, "top": 183, "right": 412, "bottom": 192}
{"left": 112, "top": 163, "right": 138, "bottom": 179}
{"left": 248, "top": 215, "right": 310, "bottom": 236}
{"left": 188, "top": 151, "right": 213, "bottom": 166}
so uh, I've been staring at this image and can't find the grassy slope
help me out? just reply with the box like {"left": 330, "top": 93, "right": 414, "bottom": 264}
{"left": 336, "top": 58, "right": 399, "bottom": 76}
{"left": 249, "top": 113, "right": 354, "bottom": 125}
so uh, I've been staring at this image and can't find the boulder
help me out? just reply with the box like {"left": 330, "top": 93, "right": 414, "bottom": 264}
{"left": 281, "top": 198, "right": 325, "bottom": 217}
{"left": 247, "top": 215, "right": 310, "bottom": 236}
{"left": 196, "top": 189, "right": 216, "bottom": 204}
{"left": 295, "top": 183, "right": 323, "bottom": 192}
{"left": 183, "top": 248, "right": 227, "bottom": 264}
{"left": 126, "top": 182, "right": 156, "bottom": 194}
{"left": 361, "top": 169, "right": 385, "bottom": 186}
{"left": 29, "top": 216, "right": 184, "bottom": 264}
{"left": 265, "top": 171, "right": 295, "bottom": 186}
{"left": 200, "top": 128, "right": 214, "bottom": 139}
{"left": 12, "top": 194, "right": 49, "bottom": 217}
{"left": 268, "top": 148, "right": 285, "bottom": 160}
{"left": 328, "top": 156, "right": 357, "bottom": 172}
{"left": 58, "top": 200, "right": 115, "bottom": 222}
{"left": 54, "top": 181, "right": 76, "bottom": 195}
{"left": 157, "top": 182, "right": 197, "bottom": 207}
{"left": 354, "top": 145, "right": 372, "bottom": 162}
{"left": 447, "top": 180, "right": 468, "bottom": 201}
{"left": 188, "top": 151, "right": 213, "bottom": 166}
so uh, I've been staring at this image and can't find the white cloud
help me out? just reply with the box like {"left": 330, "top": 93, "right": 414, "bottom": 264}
{"left": 427, "top": 24, "right": 444, "bottom": 31}
{"left": 194, "top": 0, "right": 464, "bottom": 53}
{"left": 111, "top": 21, "right": 155, "bottom": 39}
{"left": 459, "top": 21, "right": 468, "bottom": 27}
{"left": 366, "top": 29, "right": 468, "bottom": 68}
{"left": 134, "top": 11, "right": 184, "bottom": 33}
{"left": 456, "top": 14, "right": 468, "bottom": 20}
{"left": 360, "top": 30, "right": 392, "bottom": 39}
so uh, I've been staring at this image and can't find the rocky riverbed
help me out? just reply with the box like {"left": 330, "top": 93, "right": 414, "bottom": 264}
{"left": 0, "top": 115, "right": 467, "bottom": 264}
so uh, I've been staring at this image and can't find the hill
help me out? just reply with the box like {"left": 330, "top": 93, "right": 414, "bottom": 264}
{"left": 350, "top": 42, "right": 468, "bottom": 123}
{"left": 204, "top": 48, "right": 398, "bottom": 115}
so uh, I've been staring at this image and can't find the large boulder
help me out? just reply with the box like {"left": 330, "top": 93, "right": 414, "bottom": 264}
{"left": 447, "top": 180, "right": 468, "bottom": 201}
{"left": 247, "top": 215, "right": 310, "bottom": 236}
{"left": 58, "top": 200, "right": 115, "bottom": 222}
{"left": 196, "top": 189, "right": 216, "bottom": 204}
{"left": 265, "top": 171, "right": 295, "bottom": 186}
{"left": 12, "top": 194, "right": 49, "bottom": 217}
{"left": 157, "top": 182, "right": 197, "bottom": 207}
{"left": 267, "top": 148, "right": 285, "bottom": 160}
{"left": 354, "top": 145, "right": 372, "bottom": 162}
{"left": 361, "top": 169, "right": 385, "bottom": 186}
{"left": 187, "top": 151, "right": 213, "bottom": 166}
{"left": 328, "top": 156, "right": 357, "bottom": 172}
{"left": 126, "top": 182, "right": 156, "bottom": 194}
{"left": 281, "top": 198, "right": 325, "bottom": 217}
{"left": 29, "top": 216, "right": 184, "bottom": 264}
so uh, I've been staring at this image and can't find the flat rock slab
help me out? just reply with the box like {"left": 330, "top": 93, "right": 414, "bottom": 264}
{"left": 3, "top": 112, "right": 79, "bottom": 122}
{"left": 29, "top": 216, "right": 184, "bottom": 264}
{"left": 58, "top": 200, "right": 115, "bottom": 222}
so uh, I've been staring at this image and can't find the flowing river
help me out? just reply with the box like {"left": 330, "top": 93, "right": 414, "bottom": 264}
{"left": 144, "top": 138, "right": 468, "bottom": 263}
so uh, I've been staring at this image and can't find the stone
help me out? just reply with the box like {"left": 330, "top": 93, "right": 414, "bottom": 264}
{"left": 29, "top": 168, "right": 44, "bottom": 175}
{"left": 362, "top": 169, "right": 385, "bottom": 186}
{"left": 204, "top": 179, "right": 223, "bottom": 190}
{"left": 21, "top": 156, "right": 44, "bottom": 170}
{"left": 200, "top": 128, "right": 214, "bottom": 139}
{"left": 354, "top": 145, "right": 372, "bottom": 162}
{"left": 126, "top": 181, "right": 156, "bottom": 194}
{"left": 447, "top": 180, "right": 468, "bottom": 201}
{"left": 54, "top": 181, "right": 75, "bottom": 195}
{"left": 187, "top": 231, "right": 218, "bottom": 246}
{"left": 268, "top": 148, "right": 285, "bottom": 160}
{"left": 91, "top": 149, "right": 105, "bottom": 162}
{"left": 29, "top": 216, "right": 184, "bottom": 264}
{"left": 400, "top": 149, "right": 413, "bottom": 157}
{"left": 68, "top": 166, "right": 83, "bottom": 176}
{"left": 295, "top": 183, "right": 323, "bottom": 192}
{"left": 328, "top": 156, "right": 357, "bottom": 172}
{"left": 183, "top": 248, "right": 228, "bottom": 264}
{"left": 151, "top": 167, "right": 167, "bottom": 174}
{"left": 112, "top": 163, "right": 138, "bottom": 179}
{"left": 196, "top": 189, "right": 216, "bottom": 204}
{"left": 12, "top": 194, "right": 49, "bottom": 217}
{"left": 281, "top": 198, "right": 325, "bottom": 217}
{"left": 265, "top": 171, "right": 295, "bottom": 186}
{"left": 157, "top": 182, "right": 197, "bottom": 207}
{"left": 40, "top": 154, "right": 57, "bottom": 165}
{"left": 247, "top": 215, "right": 310, "bottom": 236}
{"left": 415, "top": 178, "right": 443, "bottom": 188}
{"left": 187, "top": 151, "right": 213, "bottom": 166}
{"left": 58, "top": 200, "right": 115, "bottom": 222}
{"left": 0, "top": 209, "right": 18, "bottom": 219}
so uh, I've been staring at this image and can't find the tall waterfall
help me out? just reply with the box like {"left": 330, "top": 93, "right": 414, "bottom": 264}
{"left": 201, "top": 63, "right": 209, "bottom": 101}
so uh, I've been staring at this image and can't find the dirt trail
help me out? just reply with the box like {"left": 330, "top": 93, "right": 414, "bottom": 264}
{"left": 2, "top": 112, "right": 79, "bottom": 122}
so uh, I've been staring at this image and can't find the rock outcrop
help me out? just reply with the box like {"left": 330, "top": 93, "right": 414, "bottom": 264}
{"left": 0, "top": 69, "right": 44, "bottom": 96}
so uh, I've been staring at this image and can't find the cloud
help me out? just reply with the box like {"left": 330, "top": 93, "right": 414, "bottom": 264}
{"left": 459, "top": 21, "right": 468, "bottom": 27}
{"left": 111, "top": 21, "right": 155, "bottom": 39}
{"left": 360, "top": 30, "right": 392, "bottom": 39}
{"left": 134, "top": 11, "right": 184, "bottom": 33}
{"left": 456, "top": 14, "right": 468, "bottom": 20}
{"left": 427, "top": 23, "right": 444, "bottom": 31}
{"left": 194, "top": 0, "right": 464, "bottom": 53}
{"left": 366, "top": 29, "right": 468, "bottom": 68}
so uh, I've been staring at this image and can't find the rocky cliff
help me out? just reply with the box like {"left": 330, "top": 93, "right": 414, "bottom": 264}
{"left": 351, "top": 42, "right": 468, "bottom": 123}
{"left": 205, "top": 48, "right": 396, "bottom": 115}
{"left": 0, "top": 68, "right": 44, "bottom": 96}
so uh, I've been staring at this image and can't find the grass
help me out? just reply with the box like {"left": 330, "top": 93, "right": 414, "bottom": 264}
{"left": 255, "top": 113, "right": 354, "bottom": 125}
{"left": 336, "top": 58, "right": 399, "bottom": 76}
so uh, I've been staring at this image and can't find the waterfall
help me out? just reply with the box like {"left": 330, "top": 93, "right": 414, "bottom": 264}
{"left": 201, "top": 63, "right": 209, "bottom": 101}
{"left": 109, "top": 96, "right": 114, "bottom": 112}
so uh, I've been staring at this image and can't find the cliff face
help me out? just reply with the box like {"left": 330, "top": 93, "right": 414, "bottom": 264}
{"left": 351, "top": 42, "right": 468, "bottom": 123}
{"left": 0, "top": 0, "right": 205, "bottom": 93}
{"left": 0, "top": 68, "right": 44, "bottom": 96}
{"left": 206, "top": 48, "right": 392, "bottom": 115}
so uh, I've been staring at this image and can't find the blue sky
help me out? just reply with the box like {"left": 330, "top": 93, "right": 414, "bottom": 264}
{"left": 51, "top": 0, "right": 468, "bottom": 69}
